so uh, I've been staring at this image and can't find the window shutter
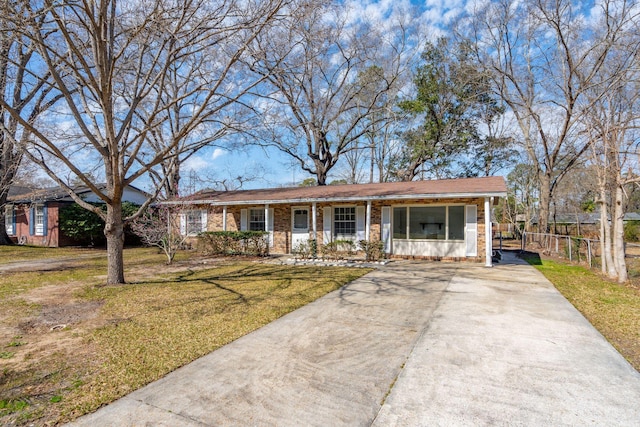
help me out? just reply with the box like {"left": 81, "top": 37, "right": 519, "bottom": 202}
{"left": 323, "top": 207, "right": 332, "bottom": 244}
{"left": 240, "top": 209, "right": 248, "bottom": 231}
{"left": 267, "top": 208, "right": 274, "bottom": 247}
{"left": 200, "top": 210, "right": 208, "bottom": 232}
{"left": 381, "top": 206, "right": 391, "bottom": 253}
{"left": 465, "top": 205, "right": 477, "bottom": 257}
{"left": 356, "top": 206, "right": 366, "bottom": 241}
{"left": 179, "top": 213, "right": 186, "bottom": 235}
{"left": 29, "top": 207, "right": 35, "bottom": 236}
{"left": 42, "top": 205, "right": 48, "bottom": 236}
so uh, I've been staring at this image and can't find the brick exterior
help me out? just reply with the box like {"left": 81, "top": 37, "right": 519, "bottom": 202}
{"left": 8, "top": 202, "right": 63, "bottom": 247}
{"left": 193, "top": 196, "right": 491, "bottom": 262}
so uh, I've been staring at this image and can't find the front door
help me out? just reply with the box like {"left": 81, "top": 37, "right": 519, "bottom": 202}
{"left": 291, "top": 208, "right": 309, "bottom": 250}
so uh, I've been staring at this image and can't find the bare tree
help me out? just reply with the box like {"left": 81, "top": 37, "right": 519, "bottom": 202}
{"left": 0, "top": 5, "right": 61, "bottom": 245}
{"left": 130, "top": 206, "right": 187, "bottom": 264}
{"left": 2, "top": 0, "right": 286, "bottom": 284}
{"left": 245, "top": 1, "right": 412, "bottom": 185}
{"left": 461, "top": 0, "right": 630, "bottom": 233}
{"left": 582, "top": 9, "right": 640, "bottom": 282}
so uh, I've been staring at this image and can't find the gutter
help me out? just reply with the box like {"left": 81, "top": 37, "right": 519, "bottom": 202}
{"left": 159, "top": 191, "right": 508, "bottom": 206}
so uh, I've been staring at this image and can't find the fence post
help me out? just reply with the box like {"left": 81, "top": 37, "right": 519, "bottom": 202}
{"left": 587, "top": 239, "right": 592, "bottom": 268}
{"left": 568, "top": 236, "right": 572, "bottom": 262}
{"left": 556, "top": 236, "right": 559, "bottom": 254}
{"left": 522, "top": 231, "right": 526, "bottom": 251}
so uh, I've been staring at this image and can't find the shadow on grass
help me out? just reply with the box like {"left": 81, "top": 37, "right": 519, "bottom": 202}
{"left": 519, "top": 251, "right": 542, "bottom": 265}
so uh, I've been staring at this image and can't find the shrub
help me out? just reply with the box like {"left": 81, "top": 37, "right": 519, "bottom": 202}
{"left": 292, "top": 239, "right": 317, "bottom": 259}
{"left": 358, "top": 239, "right": 386, "bottom": 262}
{"left": 321, "top": 239, "right": 355, "bottom": 261}
{"left": 624, "top": 221, "right": 640, "bottom": 242}
{"left": 197, "top": 231, "right": 269, "bottom": 256}
{"left": 60, "top": 201, "right": 140, "bottom": 246}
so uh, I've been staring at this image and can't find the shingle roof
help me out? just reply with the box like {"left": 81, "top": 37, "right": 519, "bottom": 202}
{"left": 169, "top": 176, "right": 507, "bottom": 206}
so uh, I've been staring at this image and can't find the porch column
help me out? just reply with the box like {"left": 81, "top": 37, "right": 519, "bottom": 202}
{"left": 265, "top": 204, "right": 270, "bottom": 246}
{"left": 485, "top": 197, "right": 492, "bottom": 267}
{"left": 222, "top": 206, "right": 227, "bottom": 231}
{"left": 312, "top": 202, "right": 317, "bottom": 240}
{"left": 366, "top": 200, "right": 372, "bottom": 241}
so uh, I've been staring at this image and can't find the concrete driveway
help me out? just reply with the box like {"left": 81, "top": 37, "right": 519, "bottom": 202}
{"left": 68, "top": 252, "right": 640, "bottom": 426}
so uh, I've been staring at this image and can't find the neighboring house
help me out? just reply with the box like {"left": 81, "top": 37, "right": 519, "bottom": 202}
{"left": 5, "top": 184, "right": 149, "bottom": 247}
{"left": 167, "top": 176, "right": 507, "bottom": 265}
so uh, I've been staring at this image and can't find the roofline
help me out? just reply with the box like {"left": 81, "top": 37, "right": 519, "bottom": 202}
{"left": 160, "top": 191, "right": 507, "bottom": 206}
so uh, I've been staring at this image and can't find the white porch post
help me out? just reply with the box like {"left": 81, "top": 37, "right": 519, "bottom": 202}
{"left": 312, "top": 202, "right": 317, "bottom": 240}
{"left": 366, "top": 200, "right": 372, "bottom": 241}
{"left": 485, "top": 197, "right": 492, "bottom": 267}
{"left": 265, "top": 205, "right": 270, "bottom": 246}
{"left": 222, "top": 206, "right": 227, "bottom": 231}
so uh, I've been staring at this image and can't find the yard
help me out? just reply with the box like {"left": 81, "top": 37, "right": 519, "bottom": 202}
{"left": 0, "top": 247, "right": 370, "bottom": 426}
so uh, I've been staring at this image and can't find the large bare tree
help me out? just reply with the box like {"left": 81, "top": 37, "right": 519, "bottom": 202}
{"left": 245, "top": 0, "right": 412, "bottom": 185}
{"left": 0, "top": 5, "right": 61, "bottom": 245}
{"left": 1, "top": 0, "right": 286, "bottom": 284}
{"left": 582, "top": 6, "right": 640, "bottom": 282}
{"left": 461, "top": 0, "right": 629, "bottom": 233}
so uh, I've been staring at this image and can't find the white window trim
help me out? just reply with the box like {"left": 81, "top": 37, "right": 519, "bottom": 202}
{"left": 181, "top": 209, "right": 207, "bottom": 236}
{"left": 291, "top": 206, "right": 310, "bottom": 232}
{"left": 34, "top": 204, "right": 45, "bottom": 236}
{"left": 333, "top": 205, "right": 357, "bottom": 241}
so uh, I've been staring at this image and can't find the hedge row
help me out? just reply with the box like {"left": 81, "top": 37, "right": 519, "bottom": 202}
{"left": 197, "top": 231, "right": 269, "bottom": 256}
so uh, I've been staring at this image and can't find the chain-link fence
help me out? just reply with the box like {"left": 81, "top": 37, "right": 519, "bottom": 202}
{"left": 521, "top": 231, "right": 601, "bottom": 268}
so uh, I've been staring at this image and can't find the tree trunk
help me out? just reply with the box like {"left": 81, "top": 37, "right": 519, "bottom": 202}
{"left": 0, "top": 221, "right": 12, "bottom": 245}
{"left": 538, "top": 172, "right": 551, "bottom": 233}
{"left": 613, "top": 185, "right": 627, "bottom": 283}
{"left": 104, "top": 200, "right": 126, "bottom": 284}
{"left": 316, "top": 168, "right": 327, "bottom": 186}
{"left": 599, "top": 187, "right": 616, "bottom": 278}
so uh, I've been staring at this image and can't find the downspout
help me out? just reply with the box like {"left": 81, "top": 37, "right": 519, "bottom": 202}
{"left": 485, "top": 197, "right": 492, "bottom": 267}
{"left": 366, "top": 200, "right": 372, "bottom": 241}
{"left": 312, "top": 202, "right": 317, "bottom": 240}
{"left": 222, "top": 206, "right": 227, "bottom": 231}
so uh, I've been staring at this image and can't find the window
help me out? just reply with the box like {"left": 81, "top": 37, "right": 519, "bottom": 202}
{"left": 293, "top": 209, "right": 308, "bottom": 231}
{"left": 35, "top": 205, "right": 44, "bottom": 236}
{"left": 448, "top": 206, "right": 465, "bottom": 240}
{"left": 249, "top": 209, "right": 265, "bottom": 231}
{"left": 185, "top": 210, "right": 204, "bottom": 235}
{"left": 5, "top": 205, "right": 14, "bottom": 235}
{"left": 393, "top": 205, "right": 465, "bottom": 241}
{"left": 410, "top": 207, "right": 445, "bottom": 239}
{"left": 393, "top": 207, "right": 406, "bottom": 239}
{"left": 334, "top": 206, "right": 356, "bottom": 238}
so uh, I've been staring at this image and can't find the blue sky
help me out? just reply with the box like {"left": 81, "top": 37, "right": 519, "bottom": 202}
{"left": 177, "top": 0, "right": 474, "bottom": 192}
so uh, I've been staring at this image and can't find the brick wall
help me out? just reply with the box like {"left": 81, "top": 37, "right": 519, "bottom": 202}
{"left": 195, "top": 196, "right": 491, "bottom": 262}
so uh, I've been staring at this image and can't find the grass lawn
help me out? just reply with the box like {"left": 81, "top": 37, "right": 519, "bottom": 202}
{"left": 0, "top": 245, "right": 105, "bottom": 264}
{"left": 522, "top": 252, "right": 640, "bottom": 372}
{"left": 0, "top": 247, "right": 370, "bottom": 425}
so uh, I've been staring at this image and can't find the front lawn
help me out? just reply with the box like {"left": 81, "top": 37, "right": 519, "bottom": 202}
{"left": 522, "top": 252, "right": 640, "bottom": 372}
{"left": 0, "top": 247, "right": 370, "bottom": 425}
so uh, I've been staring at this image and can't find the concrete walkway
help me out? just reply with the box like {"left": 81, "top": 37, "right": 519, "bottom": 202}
{"left": 69, "top": 252, "right": 640, "bottom": 426}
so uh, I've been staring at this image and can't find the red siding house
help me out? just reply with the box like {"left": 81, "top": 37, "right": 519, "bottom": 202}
{"left": 166, "top": 176, "right": 507, "bottom": 265}
{"left": 5, "top": 184, "right": 149, "bottom": 247}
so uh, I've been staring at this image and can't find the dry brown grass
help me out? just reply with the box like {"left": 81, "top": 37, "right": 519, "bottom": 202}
{"left": 0, "top": 247, "right": 370, "bottom": 425}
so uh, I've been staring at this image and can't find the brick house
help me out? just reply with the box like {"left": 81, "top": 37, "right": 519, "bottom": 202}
{"left": 5, "top": 184, "right": 149, "bottom": 247}
{"left": 167, "top": 176, "right": 507, "bottom": 265}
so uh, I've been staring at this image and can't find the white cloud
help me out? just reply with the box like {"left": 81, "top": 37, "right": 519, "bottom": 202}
{"left": 212, "top": 148, "right": 227, "bottom": 160}
{"left": 183, "top": 156, "right": 209, "bottom": 172}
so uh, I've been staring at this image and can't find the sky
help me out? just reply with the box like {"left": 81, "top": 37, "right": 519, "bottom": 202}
{"left": 177, "top": 0, "right": 475, "bottom": 193}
